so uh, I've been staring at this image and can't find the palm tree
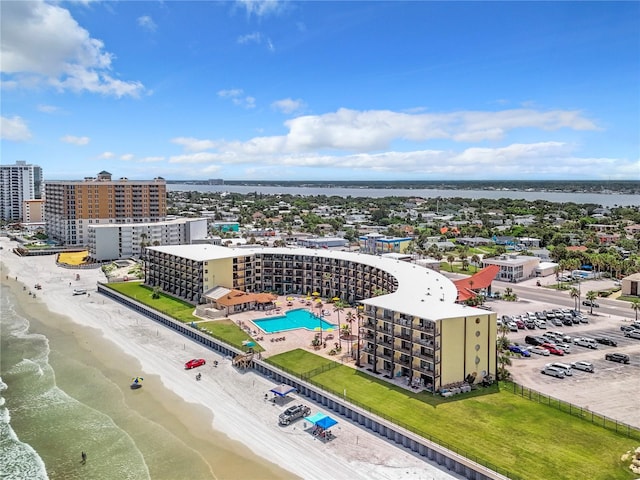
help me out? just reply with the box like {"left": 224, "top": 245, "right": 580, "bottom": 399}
{"left": 569, "top": 287, "right": 579, "bottom": 310}
{"left": 471, "top": 254, "right": 481, "bottom": 272}
{"left": 631, "top": 299, "right": 640, "bottom": 322}
{"left": 585, "top": 290, "right": 598, "bottom": 314}
{"left": 447, "top": 254, "right": 455, "bottom": 272}
{"left": 345, "top": 311, "right": 355, "bottom": 354}
{"left": 355, "top": 307, "right": 364, "bottom": 367}
{"left": 496, "top": 322, "right": 512, "bottom": 380}
{"left": 333, "top": 300, "right": 345, "bottom": 350}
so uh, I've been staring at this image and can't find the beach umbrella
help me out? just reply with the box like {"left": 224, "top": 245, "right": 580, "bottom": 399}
{"left": 312, "top": 291, "right": 320, "bottom": 296}
{"left": 332, "top": 297, "right": 340, "bottom": 302}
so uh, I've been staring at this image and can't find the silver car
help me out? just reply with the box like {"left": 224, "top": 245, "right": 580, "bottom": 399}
{"left": 571, "top": 361, "right": 594, "bottom": 373}
{"left": 541, "top": 366, "right": 565, "bottom": 378}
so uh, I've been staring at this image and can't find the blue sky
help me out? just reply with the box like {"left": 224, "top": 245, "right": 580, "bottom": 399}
{"left": 1, "top": 1, "right": 638, "bottom": 181}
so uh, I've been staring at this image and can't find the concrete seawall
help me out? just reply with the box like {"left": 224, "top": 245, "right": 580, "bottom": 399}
{"left": 97, "top": 283, "right": 511, "bottom": 480}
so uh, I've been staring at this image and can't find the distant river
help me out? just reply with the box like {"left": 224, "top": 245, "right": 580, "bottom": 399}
{"left": 167, "top": 184, "right": 639, "bottom": 207}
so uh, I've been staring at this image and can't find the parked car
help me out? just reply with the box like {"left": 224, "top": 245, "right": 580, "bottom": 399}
{"left": 541, "top": 343, "right": 564, "bottom": 356}
{"left": 551, "top": 318, "right": 564, "bottom": 327}
{"left": 550, "top": 331, "right": 571, "bottom": 343}
{"left": 595, "top": 337, "right": 618, "bottom": 347}
{"left": 534, "top": 319, "right": 547, "bottom": 329}
{"left": 184, "top": 358, "right": 206, "bottom": 369}
{"left": 541, "top": 365, "right": 565, "bottom": 378}
{"left": 571, "top": 361, "right": 595, "bottom": 373}
{"left": 624, "top": 330, "right": 640, "bottom": 340}
{"left": 620, "top": 325, "right": 638, "bottom": 332}
{"left": 72, "top": 288, "right": 87, "bottom": 295}
{"left": 525, "top": 335, "right": 546, "bottom": 346}
{"left": 529, "top": 346, "right": 551, "bottom": 356}
{"left": 555, "top": 343, "right": 572, "bottom": 354}
{"left": 525, "top": 320, "right": 537, "bottom": 329}
{"left": 582, "top": 300, "right": 599, "bottom": 308}
{"left": 515, "top": 319, "right": 526, "bottom": 330}
{"left": 573, "top": 337, "right": 598, "bottom": 349}
{"left": 278, "top": 404, "right": 311, "bottom": 425}
{"left": 604, "top": 352, "right": 630, "bottom": 364}
{"left": 508, "top": 344, "right": 531, "bottom": 357}
{"left": 561, "top": 317, "right": 574, "bottom": 327}
{"left": 546, "top": 362, "right": 573, "bottom": 376}
{"left": 507, "top": 321, "right": 518, "bottom": 332}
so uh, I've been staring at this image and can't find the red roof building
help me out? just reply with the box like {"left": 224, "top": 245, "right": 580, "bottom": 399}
{"left": 453, "top": 265, "right": 500, "bottom": 302}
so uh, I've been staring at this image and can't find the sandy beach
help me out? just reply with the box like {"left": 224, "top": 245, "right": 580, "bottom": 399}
{"left": 0, "top": 236, "right": 460, "bottom": 480}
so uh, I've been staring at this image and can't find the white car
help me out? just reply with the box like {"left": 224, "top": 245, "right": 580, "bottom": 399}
{"left": 534, "top": 319, "right": 547, "bottom": 329}
{"left": 541, "top": 366, "right": 565, "bottom": 378}
{"left": 573, "top": 337, "right": 598, "bottom": 349}
{"left": 555, "top": 343, "right": 572, "bottom": 354}
{"left": 546, "top": 362, "right": 573, "bottom": 376}
{"left": 507, "top": 321, "right": 518, "bottom": 332}
{"left": 571, "top": 361, "right": 595, "bottom": 373}
{"left": 529, "top": 346, "right": 550, "bottom": 356}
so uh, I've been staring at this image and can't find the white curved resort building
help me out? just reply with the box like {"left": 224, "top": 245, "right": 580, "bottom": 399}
{"left": 145, "top": 245, "right": 497, "bottom": 391}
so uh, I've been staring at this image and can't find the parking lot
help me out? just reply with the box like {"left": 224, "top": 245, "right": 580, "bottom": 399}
{"left": 490, "top": 287, "right": 640, "bottom": 428}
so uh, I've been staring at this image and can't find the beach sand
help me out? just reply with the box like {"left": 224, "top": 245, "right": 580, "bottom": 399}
{"left": 0, "top": 237, "right": 460, "bottom": 480}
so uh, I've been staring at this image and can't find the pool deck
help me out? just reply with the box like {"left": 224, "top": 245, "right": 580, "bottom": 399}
{"left": 229, "top": 295, "right": 358, "bottom": 361}
{"left": 226, "top": 294, "right": 427, "bottom": 393}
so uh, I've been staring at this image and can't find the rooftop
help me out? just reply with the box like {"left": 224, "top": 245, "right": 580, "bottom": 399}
{"left": 148, "top": 245, "right": 489, "bottom": 322}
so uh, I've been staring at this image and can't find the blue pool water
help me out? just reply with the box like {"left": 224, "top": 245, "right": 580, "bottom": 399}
{"left": 254, "top": 308, "right": 336, "bottom": 334}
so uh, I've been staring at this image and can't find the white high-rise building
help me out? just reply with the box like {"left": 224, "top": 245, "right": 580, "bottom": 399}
{"left": 0, "top": 161, "right": 43, "bottom": 222}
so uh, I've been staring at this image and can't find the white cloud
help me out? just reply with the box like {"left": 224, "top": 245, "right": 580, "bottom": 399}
{"left": 98, "top": 151, "right": 115, "bottom": 159}
{"left": 238, "top": 32, "right": 262, "bottom": 45}
{"left": 172, "top": 137, "right": 218, "bottom": 152}
{"left": 271, "top": 98, "right": 305, "bottom": 114}
{"left": 1, "top": 115, "right": 32, "bottom": 141}
{"left": 217, "top": 88, "right": 244, "bottom": 98}
{"left": 61, "top": 135, "right": 90, "bottom": 146}
{"left": 37, "top": 104, "right": 60, "bottom": 114}
{"left": 121, "top": 153, "right": 134, "bottom": 161}
{"left": 210, "top": 107, "right": 596, "bottom": 154}
{"left": 1, "top": 1, "right": 144, "bottom": 97}
{"left": 236, "top": 0, "right": 286, "bottom": 18}
{"left": 217, "top": 88, "right": 256, "bottom": 109}
{"left": 137, "top": 15, "right": 157, "bottom": 32}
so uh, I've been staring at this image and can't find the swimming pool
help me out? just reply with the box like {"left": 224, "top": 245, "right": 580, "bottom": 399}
{"left": 253, "top": 308, "right": 336, "bottom": 334}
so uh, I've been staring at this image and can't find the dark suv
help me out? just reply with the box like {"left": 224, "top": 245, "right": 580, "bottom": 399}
{"left": 525, "top": 335, "right": 546, "bottom": 346}
{"left": 604, "top": 352, "right": 630, "bottom": 364}
{"left": 596, "top": 337, "right": 618, "bottom": 347}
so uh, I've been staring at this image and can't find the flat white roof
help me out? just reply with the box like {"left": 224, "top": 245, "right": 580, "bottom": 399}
{"left": 147, "top": 245, "right": 487, "bottom": 321}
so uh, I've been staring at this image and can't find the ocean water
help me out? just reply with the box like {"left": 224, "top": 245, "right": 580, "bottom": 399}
{"left": 0, "top": 277, "right": 297, "bottom": 480}
{"left": 0, "top": 286, "right": 149, "bottom": 480}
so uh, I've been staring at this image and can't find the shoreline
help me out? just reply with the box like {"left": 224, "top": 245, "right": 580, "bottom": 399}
{"left": 0, "top": 238, "right": 460, "bottom": 480}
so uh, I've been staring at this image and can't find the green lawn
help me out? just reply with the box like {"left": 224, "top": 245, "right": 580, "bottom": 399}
{"left": 196, "top": 320, "right": 264, "bottom": 353}
{"left": 107, "top": 282, "right": 197, "bottom": 322}
{"left": 268, "top": 349, "right": 637, "bottom": 480}
{"left": 104, "top": 283, "right": 264, "bottom": 350}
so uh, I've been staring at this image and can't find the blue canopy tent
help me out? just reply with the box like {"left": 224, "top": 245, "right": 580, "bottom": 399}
{"left": 303, "top": 412, "right": 327, "bottom": 425}
{"left": 315, "top": 415, "right": 338, "bottom": 430}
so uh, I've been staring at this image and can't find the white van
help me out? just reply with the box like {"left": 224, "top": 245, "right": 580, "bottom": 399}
{"left": 72, "top": 288, "right": 87, "bottom": 295}
{"left": 546, "top": 362, "right": 573, "bottom": 376}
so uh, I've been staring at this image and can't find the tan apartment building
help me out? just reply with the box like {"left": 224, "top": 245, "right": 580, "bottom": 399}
{"left": 145, "top": 245, "right": 497, "bottom": 391}
{"left": 23, "top": 198, "right": 45, "bottom": 223}
{"left": 44, "top": 171, "right": 166, "bottom": 246}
